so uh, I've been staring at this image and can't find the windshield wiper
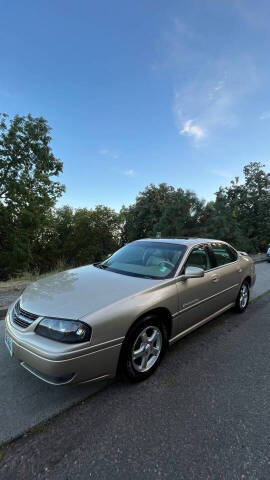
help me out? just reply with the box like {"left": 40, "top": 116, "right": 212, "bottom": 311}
{"left": 94, "top": 263, "right": 108, "bottom": 270}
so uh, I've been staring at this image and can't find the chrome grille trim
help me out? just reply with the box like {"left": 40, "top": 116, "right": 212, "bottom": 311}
{"left": 12, "top": 301, "right": 39, "bottom": 329}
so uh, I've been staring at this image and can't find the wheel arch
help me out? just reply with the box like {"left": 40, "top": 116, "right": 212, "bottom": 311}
{"left": 236, "top": 275, "right": 251, "bottom": 296}
{"left": 124, "top": 307, "right": 173, "bottom": 343}
{"left": 244, "top": 275, "right": 251, "bottom": 286}
{"left": 117, "top": 307, "right": 172, "bottom": 378}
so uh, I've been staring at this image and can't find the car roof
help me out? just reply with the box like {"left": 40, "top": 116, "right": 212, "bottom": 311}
{"left": 136, "top": 238, "right": 224, "bottom": 246}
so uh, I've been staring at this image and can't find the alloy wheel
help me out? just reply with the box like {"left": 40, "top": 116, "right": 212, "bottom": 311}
{"left": 131, "top": 326, "right": 162, "bottom": 373}
{"left": 239, "top": 283, "right": 249, "bottom": 309}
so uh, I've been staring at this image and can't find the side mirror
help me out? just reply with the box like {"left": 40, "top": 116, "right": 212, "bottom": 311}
{"left": 179, "top": 266, "right": 205, "bottom": 281}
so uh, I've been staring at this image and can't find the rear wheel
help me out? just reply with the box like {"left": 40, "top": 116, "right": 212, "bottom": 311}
{"left": 119, "top": 315, "right": 167, "bottom": 382}
{"left": 235, "top": 280, "right": 249, "bottom": 313}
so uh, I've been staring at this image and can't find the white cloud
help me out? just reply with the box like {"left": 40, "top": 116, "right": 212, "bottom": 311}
{"left": 173, "top": 58, "right": 258, "bottom": 142}
{"left": 174, "top": 76, "right": 238, "bottom": 144}
{"left": 214, "top": 80, "right": 225, "bottom": 92}
{"left": 260, "top": 112, "right": 270, "bottom": 120}
{"left": 123, "top": 169, "right": 135, "bottom": 176}
{"left": 162, "top": 18, "right": 260, "bottom": 143}
{"left": 180, "top": 120, "right": 206, "bottom": 141}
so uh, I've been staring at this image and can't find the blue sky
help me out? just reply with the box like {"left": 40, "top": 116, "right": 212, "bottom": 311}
{"left": 1, "top": 0, "right": 270, "bottom": 210}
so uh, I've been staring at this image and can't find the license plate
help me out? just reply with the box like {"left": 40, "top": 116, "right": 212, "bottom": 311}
{"left": 5, "top": 332, "right": 13, "bottom": 357}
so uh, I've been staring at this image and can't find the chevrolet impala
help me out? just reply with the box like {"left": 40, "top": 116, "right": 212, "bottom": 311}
{"left": 5, "top": 238, "right": 256, "bottom": 385}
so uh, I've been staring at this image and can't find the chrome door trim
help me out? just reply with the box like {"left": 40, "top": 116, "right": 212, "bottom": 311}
{"left": 174, "top": 241, "right": 240, "bottom": 277}
{"left": 172, "top": 283, "right": 239, "bottom": 319}
{"left": 169, "top": 302, "right": 235, "bottom": 345}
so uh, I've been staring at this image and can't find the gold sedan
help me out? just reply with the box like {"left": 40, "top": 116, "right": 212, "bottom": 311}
{"left": 5, "top": 238, "right": 256, "bottom": 385}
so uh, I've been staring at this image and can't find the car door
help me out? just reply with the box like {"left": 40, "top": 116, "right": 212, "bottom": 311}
{"left": 174, "top": 244, "right": 220, "bottom": 333}
{"left": 208, "top": 242, "right": 241, "bottom": 310}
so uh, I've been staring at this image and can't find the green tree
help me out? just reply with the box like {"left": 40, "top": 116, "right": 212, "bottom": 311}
{"left": 211, "top": 163, "right": 270, "bottom": 251}
{"left": 34, "top": 205, "right": 120, "bottom": 272}
{"left": 201, "top": 193, "right": 248, "bottom": 249}
{"left": 120, "top": 163, "right": 270, "bottom": 253}
{"left": 120, "top": 183, "right": 175, "bottom": 242}
{"left": 198, "top": 162, "right": 270, "bottom": 252}
{"left": 0, "top": 113, "right": 65, "bottom": 278}
{"left": 153, "top": 189, "right": 205, "bottom": 238}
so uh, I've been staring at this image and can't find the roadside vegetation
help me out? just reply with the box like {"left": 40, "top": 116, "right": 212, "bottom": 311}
{"left": 1, "top": 113, "right": 270, "bottom": 281}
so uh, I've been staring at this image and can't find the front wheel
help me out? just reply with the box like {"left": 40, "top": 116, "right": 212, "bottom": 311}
{"left": 119, "top": 315, "right": 167, "bottom": 382}
{"left": 235, "top": 280, "right": 250, "bottom": 313}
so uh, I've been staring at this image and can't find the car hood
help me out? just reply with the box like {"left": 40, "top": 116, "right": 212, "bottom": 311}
{"left": 20, "top": 265, "right": 161, "bottom": 319}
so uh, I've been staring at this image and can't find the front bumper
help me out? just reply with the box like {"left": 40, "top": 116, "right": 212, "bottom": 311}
{"left": 5, "top": 312, "right": 122, "bottom": 386}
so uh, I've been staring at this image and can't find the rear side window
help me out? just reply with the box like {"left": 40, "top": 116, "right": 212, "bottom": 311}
{"left": 211, "top": 243, "right": 237, "bottom": 266}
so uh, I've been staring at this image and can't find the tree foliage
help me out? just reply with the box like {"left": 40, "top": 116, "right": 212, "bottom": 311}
{"left": 119, "top": 163, "right": 270, "bottom": 253}
{"left": 1, "top": 114, "right": 269, "bottom": 280}
{"left": 0, "top": 114, "right": 65, "bottom": 278}
{"left": 33, "top": 206, "right": 120, "bottom": 272}
{"left": 202, "top": 162, "right": 270, "bottom": 251}
{"left": 119, "top": 183, "right": 175, "bottom": 242}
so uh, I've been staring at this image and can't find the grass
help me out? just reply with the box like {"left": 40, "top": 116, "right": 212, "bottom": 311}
{"left": 250, "top": 289, "right": 270, "bottom": 304}
{"left": 0, "top": 444, "right": 8, "bottom": 463}
{"left": 0, "top": 419, "right": 52, "bottom": 465}
{"left": 25, "top": 419, "right": 52, "bottom": 436}
{"left": 0, "top": 272, "right": 40, "bottom": 289}
{"left": 0, "top": 259, "right": 71, "bottom": 289}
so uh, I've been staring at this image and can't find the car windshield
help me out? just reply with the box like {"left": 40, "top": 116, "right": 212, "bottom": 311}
{"left": 99, "top": 241, "right": 187, "bottom": 279}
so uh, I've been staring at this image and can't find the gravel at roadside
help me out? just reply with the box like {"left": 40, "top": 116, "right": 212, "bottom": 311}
{"left": 0, "top": 284, "right": 28, "bottom": 316}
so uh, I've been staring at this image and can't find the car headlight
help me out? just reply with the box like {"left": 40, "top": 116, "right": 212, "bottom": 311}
{"left": 35, "top": 318, "right": 91, "bottom": 343}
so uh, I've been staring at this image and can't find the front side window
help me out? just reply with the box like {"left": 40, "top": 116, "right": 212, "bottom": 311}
{"left": 98, "top": 241, "right": 187, "bottom": 279}
{"left": 184, "top": 245, "right": 213, "bottom": 271}
{"left": 211, "top": 243, "right": 237, "bottom": 266}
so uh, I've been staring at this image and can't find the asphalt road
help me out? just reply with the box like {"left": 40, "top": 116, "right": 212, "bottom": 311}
{"left": 1, "top": 291, "right": 270, "bottom": 479}
{"left": 250, "top": 261, "right": 270, "bottom": 300}
{"left": 0, "top": 262, "right": 269, "bottom": 450}
{"left": 0, "top": 324, "right": 108, "bottom": 445}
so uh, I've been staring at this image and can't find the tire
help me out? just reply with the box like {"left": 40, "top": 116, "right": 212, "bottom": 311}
{"left": 235, "top": 280, "right": 250, "bottom": 313}
{"left": 119, "top": 315, "right": 168, "bottom": 382}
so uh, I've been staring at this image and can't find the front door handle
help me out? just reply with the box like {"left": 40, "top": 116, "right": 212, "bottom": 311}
{"left": 211, "top": 274, "right": 220, "bottom": 283}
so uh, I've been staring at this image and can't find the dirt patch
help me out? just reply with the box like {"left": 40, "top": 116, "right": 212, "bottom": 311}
{"left": 0, "top": 283, "right": 29, "bottom": 311}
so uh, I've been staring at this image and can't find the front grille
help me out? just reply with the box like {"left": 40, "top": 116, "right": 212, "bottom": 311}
{"left": 12, "top": 301, "right": 39, "bottom": 329}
